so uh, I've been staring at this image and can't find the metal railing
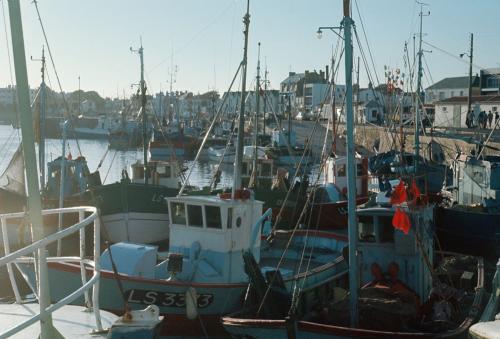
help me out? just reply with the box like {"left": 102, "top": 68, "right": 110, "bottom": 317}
{"left": 0, "top": 206, "right": 102, "bottom": 338}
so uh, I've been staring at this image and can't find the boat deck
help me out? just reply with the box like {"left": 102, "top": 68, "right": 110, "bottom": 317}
{"left": 0, "top": 303, "right": 118, "bottom": 338}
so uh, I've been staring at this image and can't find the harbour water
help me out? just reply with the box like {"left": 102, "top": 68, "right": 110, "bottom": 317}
{"left": 0, "top": 124, "right": 236, "bottom": 189}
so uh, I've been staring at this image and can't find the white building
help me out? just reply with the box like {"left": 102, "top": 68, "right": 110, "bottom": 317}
{"left": 425, "top": 76, "right": 479, "bottom": 104}
{"left": 434, "top": 95, "right": 500, "bottom": 128}
{"left": 304, "top": 83, "right": 346, "bottom": 115}
{"left": 0, "top": 86, "right": 36, "bottom": 106}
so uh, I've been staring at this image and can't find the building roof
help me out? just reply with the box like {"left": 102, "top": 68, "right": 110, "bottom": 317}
{"left": 280, "top": 73, "right": 304, "bottom": 85}
{"left": 426, "top": 76, "right": 480, "bottom": 90}
{"left": 435, "top": 95, "right": 500, "bottom": 104}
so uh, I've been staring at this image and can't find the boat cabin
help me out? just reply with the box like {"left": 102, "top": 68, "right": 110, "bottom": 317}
{"left": 166, "top": 195, "right": 265, "bottom": 283}
{"left": 45, "top": 156, "right": 95, "bottom": 199}
{"left": 324, "top": 154, "right": 369, "bottom": 198}
{"left": 453, "top": 155, "right": 500, "bottom": 209}
{"left": 272, "top": 128, "right": 296, "bottom": 148}
{"left": 357, "top": 205, "right": 434, "bottom": 300}
{"left": 130, "top": 160, "right": 181, "bottom": 188}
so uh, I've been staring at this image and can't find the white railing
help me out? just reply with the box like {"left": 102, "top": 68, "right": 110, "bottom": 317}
{"left": 0, "top": 206, "right": 102, "bottom": 338}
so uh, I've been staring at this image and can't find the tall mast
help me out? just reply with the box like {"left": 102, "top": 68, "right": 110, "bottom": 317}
{"left": 33, "top": 46, "right": 47, "bottom": 188}
{"left": 263, "top": 63, "right": 268, "bottom": 137}
{"left": 8, "top": 1, "right": 62, "bottom": 337}
{"left": 140, "top": 45, "right": 147, "bottom": 184}
{"left": 331, "top": 51, "right": 336, "bottom": 154}
{"left": 232, "top": 0, "right": 250, "bottom": 196}
{"left": 343, "top": 0, "right": 359, "bottom": 327}
{"left": 251, "top": 41, "right": 261, "bottom": 187}
{"left": 414, "top": 2, "right": 428, "bottom": 173}
{"left": 131, "top": 42, "right": 148, "bottom": 184}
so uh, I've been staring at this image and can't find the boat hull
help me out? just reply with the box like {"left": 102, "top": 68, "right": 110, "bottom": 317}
{"left": 435, "top": 206, "right": 500, "bottom": 260}
{"left": 22, "top": 261, "right": 247, "bottom": 337}
{"left": 101, "top": 212, "right": 169, "bottom": 244}
{"left": 308, "top": 197, "right": 369, "bottom": 230}
{"left": 222, "top": 317, "right": 436, "bottom": 339}
{"left": 89, "top": 182, "right": 178, "bottom": 244}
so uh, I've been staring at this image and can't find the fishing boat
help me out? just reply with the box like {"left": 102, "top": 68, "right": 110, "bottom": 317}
{"left": 436, "top": 153, "right": 500, "bottom": 260}
{"left": 222, "top": 1, "right": 485, "bottom": 337}
{"left": 15, "top": 3, "right": 354, "bottom": 337}
{"left": 88, "top": 159, "right": 181, "bottom": 244}
{"left": 308, "top": 153, "right": 370, "bottom": 230}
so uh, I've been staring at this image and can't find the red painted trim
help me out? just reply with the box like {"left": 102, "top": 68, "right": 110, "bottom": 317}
{"left": 47, "top": 262, "right": 247, "bottom": 288}
{"left": 222, "top": 317, "right": 432, "bottom": 338}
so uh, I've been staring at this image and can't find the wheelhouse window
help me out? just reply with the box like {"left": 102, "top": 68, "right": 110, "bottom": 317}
{"left": 357, "top": 163, "right": 364, "bottom": 176}
{"left": 171, "top": 202, "right": 186, "bottom": 225}
{"left": 187, "top": 205, "right": 203, "bottom": 228}
{"left": 261, "top": 162, "right": 272, "bottom": 176}
{"left": 358, "top": 215, "right": 375, "bottom": 242}
{"left": 337, "top": 164, "right": 346, "bottom": 177}
{"left": 206, "top": 205, "right": 222, "bottom": 229}
{"left": 227, "top": 208, "right": 233, "bottom": 229}
{"left": 379, "top": 216, "right": 395, "bottom": 243}
{"left": 157, "top": 165, "right": 171, "bottom": 178}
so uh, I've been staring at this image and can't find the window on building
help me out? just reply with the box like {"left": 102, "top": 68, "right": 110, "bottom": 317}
{"left": 493, "top": 107, "right": 497, "bottom": 112}
{"left": 438, "top": 92, "right": 445, "bottom": 100}
{"left": 187, "top": 205, "right": 203, "bottom": 228}
{"left": 460, "top": 91, "right": 464, "bottom": 96}
{"left": 205, "top": 205, "right": 222, "bottom": 229}
{"left": 442, "top": 107, "right": 447, "bottom": 112}
{"left": 450, "top": 91, "right": 454, "bottom": 97}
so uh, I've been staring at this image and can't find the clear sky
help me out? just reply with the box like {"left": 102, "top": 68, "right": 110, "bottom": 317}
{"left": 0, "top": 0, "right": 499, "bottom": 98}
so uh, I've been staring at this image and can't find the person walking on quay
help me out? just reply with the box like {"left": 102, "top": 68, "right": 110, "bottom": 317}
{"left": 496, "top": 111, "right": 499, "bottom": 126}
{"left": 488, "top": 111, "right": 493, "bottom": 128}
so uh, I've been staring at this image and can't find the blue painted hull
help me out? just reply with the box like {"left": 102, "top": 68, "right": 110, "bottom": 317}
{"left": 17, "top": 231, "right": 348, "bottom": 338}
{"left": 435, "top": 206, "right": 500, "bottom": 260}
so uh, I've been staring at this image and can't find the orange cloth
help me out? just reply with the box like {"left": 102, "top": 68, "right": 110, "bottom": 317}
{"left": 392, "top": 207, "right": 411, "bottom": 234}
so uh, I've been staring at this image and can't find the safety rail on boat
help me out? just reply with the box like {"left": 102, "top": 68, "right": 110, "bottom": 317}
{"left": 0, "top": 206, "right": 103, "bottom": 338}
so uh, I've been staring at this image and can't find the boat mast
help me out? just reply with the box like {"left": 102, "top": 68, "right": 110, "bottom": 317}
{"left": 232, "top": 0, "right": 250, "bottom": 196}
{"left": 251, "top": 41, "right": 261, "bottom": 187}
{"left": 343, "top": 0, "right": 359, "bottom": 327}
{"left": 263, "top": 63, "right": 268, "bottom": 136}
{"left": 33, "top": 46, "right": 47, "bottom": 188}
{"left": 132, "top": 42, "right": 148, "bottom": 184}
{"left": 414, "top": 2, "right": 428, "bottom": 174}
{"left": 8, "top": 1, "right": 61, "bottom": 337}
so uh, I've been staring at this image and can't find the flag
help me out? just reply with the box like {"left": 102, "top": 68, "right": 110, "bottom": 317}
{"left": 392, "top": 207, "right": 411, "bottom": 234}
{"left": 390, "top": 180, "right": 407, "bottom": 205}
